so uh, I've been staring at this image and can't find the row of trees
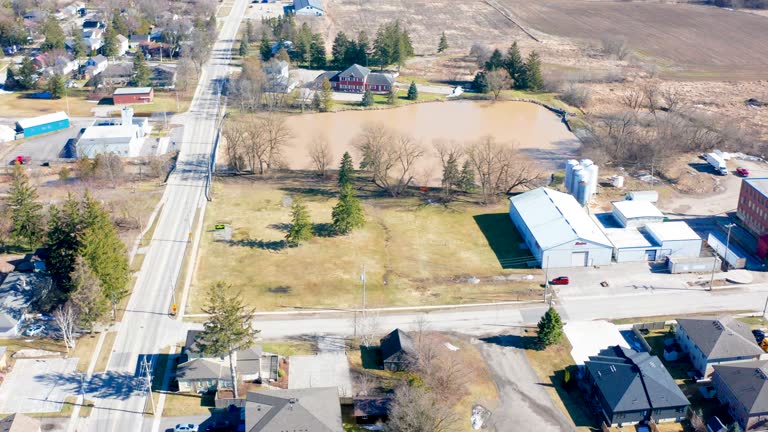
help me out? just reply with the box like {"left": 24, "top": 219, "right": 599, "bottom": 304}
{"left": 472, "top": 42, "right": 544, "bottom": 96}
{"left": 4, "top": 167, "right": 130, "bottom": 322}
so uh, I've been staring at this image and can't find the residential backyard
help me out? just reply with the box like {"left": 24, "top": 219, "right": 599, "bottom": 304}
{"left": 188, "top": 174, "right": 541, "bottom": 312}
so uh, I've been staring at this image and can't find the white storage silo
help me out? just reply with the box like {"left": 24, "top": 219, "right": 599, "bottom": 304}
{"left": 613, "top": 175, "right": 625, "bottom": 188}
{"left": 574, "top": 169, "right": 588, "bottom": 204}
{"left": 570, "top": 165, "right": 583, "bottom": 195}
{"left": 587, "top": 164, "right": 599, "bottom": 195}
{"left": 565, "top": 160, "right": 579, "bottom": 193}
{"left": 580, "top": 159, "right": 593, "bottom": 169}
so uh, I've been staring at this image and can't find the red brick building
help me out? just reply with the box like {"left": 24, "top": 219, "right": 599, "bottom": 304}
{"left": 327, "top": 64, "right": 395, "bottom": 94}
{"left": 113, "top": 87, "right": 154, "bottom": 104}
{"left": 737, "top": 178, "right": 768, "bottom": 258}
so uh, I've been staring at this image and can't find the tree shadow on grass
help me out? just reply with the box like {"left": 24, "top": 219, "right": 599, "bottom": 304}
{"left": 547, "top": 370, "right": 599, "bottom": 430}
{"left": 473, "top": 213, "right": 533, "bottom": 269}
{"left": 227, "top": 238, "right": 286, "bottom": 251}
{"left": 313, "top": 223, "right": 336, "bottom": 238}
{"left": 279, "top": 186, "right": 337, "bottom": 199}
{"left": 479, "top": 334, "right": 538, "bottom": 349}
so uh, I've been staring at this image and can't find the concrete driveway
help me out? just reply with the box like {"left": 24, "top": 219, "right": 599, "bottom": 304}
{"left": 0, "top": 358, "right": 80, "bottom": 414}
{"left": 288, "top": 353, "right": 353, "bottom": 397}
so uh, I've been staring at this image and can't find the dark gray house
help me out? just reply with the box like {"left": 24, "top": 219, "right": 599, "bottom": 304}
{"left": 380, "top": 329, "right": 415, "bottom": 371}
{"left": 584, "top": 346, "right": 689, "bottom": 427}
{"left": 245, "top": 387, "right": 342, "bottom": 431}
{"left": 712, "top": 360, "right": 768, "bottom": 431}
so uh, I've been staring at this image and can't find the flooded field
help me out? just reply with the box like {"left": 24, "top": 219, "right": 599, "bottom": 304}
{"left": 286, "top": 100, "right": 579, "bottom": 185}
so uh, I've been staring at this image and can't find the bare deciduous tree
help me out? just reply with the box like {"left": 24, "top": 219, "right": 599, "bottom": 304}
{"left": 621, "top": 87, "right": 644, "bottom": 113}
{"left": 465, "top": 137, "right": 541, "bottom": 204}
{"left": 354, "top": 372, "right": 375, "bottom": 397}
{"left": 485, "top": 68, "right": 511, "bottom": 101}
{"left": 53, "top": 302, "right": 77, "bottom": 353}
{"left": 355, "top": 125, "right": 424, "bottom": 197}
{"left": 560, "top": 82, "right": 592, "bottom": 109}
{"left": 307, "top": 137, "right": 332, "bottom": 177}
{"left": 469, "top": 43, "right": 491, "bottom": 67}
{"left": 434, "top": 140, "right": 463, "bottom": 201}
{"left": 262, "top": 114, "right": 292, "bottom": 171}
{"left": 223, "top": 114, "right": 291, "bottom": 174}
{"left": 355, "top": 312, "right": 380, "bottom": 348}
{"left": 385, "top": 381, "right": 460, "bottom": 432}
{"left": 642, "top": 81, "right": 661, "bottom": 116}
{"left": 601, "top": 35, "right": 629, "bottom": 60}
{"left": 661, "top": 87, "right": 682, "bottom": 112}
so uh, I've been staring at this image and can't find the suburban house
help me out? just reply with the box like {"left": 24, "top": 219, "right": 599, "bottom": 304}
{"left": 353, "top": 397, "right": 392, "bottom": 425}
{"left": 150, "top": 64, "right": 177, "bottom": 89}
{"left": 139, "top": 42, "right": 177, "bottom": 60}
{"left": 128, "top": 34, "right": 151, "bottom": 49}
{"left": 98, "top": 62, "right": 134, "bottom": 86}
{"left": 380, "top": 329, "right": 415, "bottom": 371}
{"left": 712, "top": 360, "right": 768, "bottom": 431}
{"left": 293, "top": 0, "right": 324, "bottom": 16}
{"left": 264, "top": 60, "right": 296, "bottom": 93}
{"left": 244, "top": 388, "right": 343, "bottom": 432}
{"left": 116, "top": 34, "right": 129, "bottom": 56}
{"left": 15, "top": 112, "right": 70, "bottom": 138}
{"left": 176, "top": 330, "right": 279, "bottom": 393}
{"left": 583, "top": 345, "right": 689, "bottom": 427}
{"left": 113, "top": 87, "right": 154, "bottom": 104}
{"left": 325, "top": 64, "right": 395, "bottom": 94}
{"left": 84, "top": 55, "right": 109, "bottom": 77}
{"left": 0, "top": 413, "right": 41, "bottom": 431}
{"left": 676, "top": 316, "right": 764, "bottom": 379}
{"left": 82, "top": 28, "right": 104, "bottom": 52}
{"left": 0, "top": 273, "right": 51, "bottom": 338}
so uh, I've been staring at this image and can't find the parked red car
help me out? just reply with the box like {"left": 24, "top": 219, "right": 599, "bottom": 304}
{"left": 551, "top": 276, "right": 570, "bottom": 285}
{"left": 14, "top": 155, "right": 30, "bottom": 165}
{"left": 737, "top": 167, "right": 750, "bottom": 177}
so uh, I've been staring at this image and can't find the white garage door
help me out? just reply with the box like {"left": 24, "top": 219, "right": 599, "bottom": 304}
{"left": 571, "top": 251, "right": 588, "bottom": 267}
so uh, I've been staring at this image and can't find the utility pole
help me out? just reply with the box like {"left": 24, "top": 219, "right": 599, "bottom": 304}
{"left": 763, "top": 295, "right": 768, "bottom": 317}
{"left": 543, "top": 256, "right": 550, "bottom": 303}
{"left": 141, "top": 356, "right": 155, "bottom": 415}
{"left": 724, "top": 223, "right": 736, "bottom": 272}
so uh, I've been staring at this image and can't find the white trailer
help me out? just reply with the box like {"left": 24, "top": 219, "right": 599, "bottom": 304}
{"left": 707, "top": 232, "right": 747, "bottom": 269}
{"left": 705, "top": 152, "right": 728, "bottom": 176}
{"left": 666, "top": 256, "right": 721, "bottom": 274}
{"left": 626, "top": 190, "right": 659, "bottom": 203}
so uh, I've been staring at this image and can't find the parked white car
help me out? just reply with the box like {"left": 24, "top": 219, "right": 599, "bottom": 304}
{"left": 24, "top": 324, "right": 45, "bottom": 337}
{"left": 174, "top": 424, "right": 198, "bottom": 432}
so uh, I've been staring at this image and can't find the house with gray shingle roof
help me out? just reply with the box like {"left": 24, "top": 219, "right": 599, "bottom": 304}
{"left": 0, "top": 273, "right": 50, "bottom": 338}
{"left": 245, "top": 387, "right": 342, "bottom": 432}
{"left": 712, "top": 360, "right": 768, "bottom": 431}
{"left": 380, "top": 329, "right": 415, "bottom": 371}
{"left": 584, "top": 345, "right": 689, "bottom": 427}
{"left": 676, "top": 316, "right": 764, "bottom": 379}
{"left": 293, "top": 0, "right": 323, "bottom": 16}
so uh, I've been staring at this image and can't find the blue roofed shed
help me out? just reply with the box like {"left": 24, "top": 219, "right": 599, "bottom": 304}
{"left": 15, "top": 112, "right": 70, "bottom": 138}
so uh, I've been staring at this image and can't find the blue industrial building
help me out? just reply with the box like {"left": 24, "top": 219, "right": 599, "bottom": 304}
{"left": 15, "top": 111, "right": 70, "bottom": 138}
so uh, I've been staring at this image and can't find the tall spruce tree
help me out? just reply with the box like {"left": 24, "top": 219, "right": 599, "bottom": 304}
{"left": 331, "top": 31, "right": 351, "bottom": 68}
{"left": 46, "top": 195, "right": 84, "bottom": 299}
{"left": 320, "top": 77, "right": 333, "bottom": 112}
{"left": 524, "top": 51, "right": 543, "bottom": 92}
{"left": 7, "top": 165, "right": 43, "bottom": 249}
{"left": 17, "top": 56, "right": 37, "bottom": 90}
{"left": 355, "top": 31, "right": 369, "bottom": 66}
{"left": 79, "top": 193, "right": 129, "bottom": 319}
{"left": 505, "top": 42, "right": 525, "bottom": 89}
{"left": 407, "top": 80, "right": 418, "bottom": 101}
{"left": 459, "top": 160, "right": 476, "bottom": 192}
{"left": 71, "top": 27, "right": 87, "bottom": 58}
{"left": 131, "top": 51, "right": 151, "bottom": 86}
{"left": 47, "top": 74, "right": 65, "bottom": 99}
{"left": 338, "top": 152, "right": 354, "bottom": 187}
{"left": 484, "top": 48, "right": 504, "bottom": 71}
{"left": 69, "top": 256, "right": 109, "bottom": 332}
{"left": 386, "top": 86, "right": 397, "bottom": 104}
{"left": 537, "top": 307, "right": 563, "bottom": 347}
{"left": 437, "top": 31, "right": 448, "bottom": 53}
{"left": 239, "top": 35, "right": 249, "bottom": 57}
{"left": 332, "top": 183, "right": 365, "bottom": 235}
{"left": 361, "top": 89, "right": 374, "bottom": 107}
{"left": 309, "top": 34, "right": 326, "bottom": 69}
{"left": 196, "top": 282, "right": 259, "bottom": 399}
{"left": 259, "top": 31, "right": 272, "bottom": 61}
{"left": 101, "top": 26, "right": 118, "bottom": 57}
{"left": 286, "top": 198, "right": 313, "bottom": 247}
{"left": 441, "top": 154, "right": 461, "bottom": 201}
{"left": 3, "top": 66, "right": 16, "bottom": 90}
{"left": 41, "top": 16, "right": 66, "bottom": 51}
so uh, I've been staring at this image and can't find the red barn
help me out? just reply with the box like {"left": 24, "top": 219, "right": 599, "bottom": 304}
{"left": 113, "top": 87, "right": 154, "bottom": 104}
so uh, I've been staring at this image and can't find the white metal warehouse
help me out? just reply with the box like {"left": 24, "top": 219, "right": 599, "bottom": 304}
{"left": 645, "top": 222, "right": 702, "bottom": 260}
{"left": 509, "top": 188, "right": 613, "bottom": 268}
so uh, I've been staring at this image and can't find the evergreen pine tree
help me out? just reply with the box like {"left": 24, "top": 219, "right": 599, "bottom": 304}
{"left": 355, "top": 31, "right": 369, "bottom": 66}
{"left": 472, "top": 72, "right": 488, "bottom": 93}
{"left": 239, "top": 35, "right": 249, "bottom": 57}
{"left": 331, "top": 31, "right": 350, "bottom": 68}
{"left": 309, "top": 34, "right": 326, "bottom": 69}
{"left": 338, "top": 152, "right": 354, "bottom": 188}
{"left": 524, "top": 51, "right": 544, "bottom": 92}
{"left": 484, "top": 49, "right": 504, "bottom": 71}
{"left": 361, "top": 89, "right": 374, "bottom": 107}
{"left": 441, "top": 155, "right": 461, "bottom": 201}
{"left": 332, "top": 183, "right": 365, "bottom": 235}
{"left": 286, "top": 198, "right": 313, "bottom": 247}
{"left": 46, "top": 195, "right": 84, "bottom": 298}
{"left": 437, "top": 31, "right": 448, "bottom": 53}
{"left": 101, "top": 26, "right": 118, "bottom": 57}
{"left": 459, "top": 160, "right": 476, "bottom": 192}
{"left": 6, "top": 165, "right": 43, "bottom": 249}
{"left": 729, "top": 423, "right": 744, "bottom": 432}
{"left": 196, "top": 282, "right": 259, "bottom": 399}
{"left": 71, "top": 26, "right": 87, "bottom": 58}
{"left": 41, "top": 16, "right": 66, "bottom": 51}
{"left": 407, "top": 81, "right": 418, "bottom": 101}
{"left": 47, "top": 74, "right": 65, "bottom": 99}
{"left": 537, "top": 307, "right": 564, "bottom": 347}
{"left": 3, "top": 66, "right": 16, "bottom": 90}
{"left": 386, "top": 87, "right": 397, "bottom": 104}
{"left": 17, "top": 56, "right": 37, "bottom": 90}
{"left": 69, "top": 256, "right": 109, "bottom": 332}
{"left": 311, "top": 91, "right": 322, "bottom": 111}
{"left": 320, "top": 77, "right": 334, "bottom": 112}
{"left": 260, "top": 31, "right": 272, "bottom": 61}
{"left": 131, "top": 51, "right": 151, "bottom": 86}
{"left": 505, "top": 41, "right": 525, "bottom": 89}
{"left": 79, "top": 193, "right": 129, "bottom": 319}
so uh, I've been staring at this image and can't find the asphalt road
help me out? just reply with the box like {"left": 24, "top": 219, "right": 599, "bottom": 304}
{"left": 74, "top": 0, "right": 249, "bottom": 430}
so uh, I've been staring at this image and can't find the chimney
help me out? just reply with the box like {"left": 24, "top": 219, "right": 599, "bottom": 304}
{"left": 121, "top": 106, "right": 134, "bottom": 126}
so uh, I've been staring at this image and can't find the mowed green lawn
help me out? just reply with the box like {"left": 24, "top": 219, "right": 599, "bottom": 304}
{"left": 189, "top": 175, "right": 540, "bottom": 312}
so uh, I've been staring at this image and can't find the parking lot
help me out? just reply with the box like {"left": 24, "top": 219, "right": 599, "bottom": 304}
{"left": 5, "top": 123, "right": 87, "bottom": 164}
{"left": 0, "top": 358, "right": 80, "bottom": 414}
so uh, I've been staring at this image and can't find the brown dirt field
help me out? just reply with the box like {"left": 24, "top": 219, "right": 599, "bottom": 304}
{"left": 502, "top": 0, "right": 768, "bottom": 80}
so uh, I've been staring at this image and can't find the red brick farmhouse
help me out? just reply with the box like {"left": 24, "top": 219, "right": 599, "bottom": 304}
{"left": 327, "top": 64, "right": 395, "bottom": 94}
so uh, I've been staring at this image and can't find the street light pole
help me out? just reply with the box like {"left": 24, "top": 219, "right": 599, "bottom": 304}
{"left": 543, "top": 256, "right": 550, "bottom": 303}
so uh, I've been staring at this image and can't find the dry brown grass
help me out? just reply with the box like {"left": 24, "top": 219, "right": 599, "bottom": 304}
{"left": 94, "top": 332, "right": 118, "bottom": 373}
{"left": 190, "top": 174, "right": 540, "bottom": 312}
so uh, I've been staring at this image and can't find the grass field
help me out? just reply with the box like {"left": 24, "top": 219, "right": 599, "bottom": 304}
{"left": 0, "top": 88, "right": 95, "bottom": 117}
{"left": 190, "top": 174, "right": 540, "bottom": 312}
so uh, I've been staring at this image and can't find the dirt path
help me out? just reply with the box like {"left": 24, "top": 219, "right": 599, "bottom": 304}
{"left": 476, "top": 337, "right": 576, "bottom": 432}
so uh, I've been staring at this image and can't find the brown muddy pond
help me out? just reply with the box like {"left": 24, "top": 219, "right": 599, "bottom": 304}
{"left": 286, "top": 100, "right": 579, "bottom": 185}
